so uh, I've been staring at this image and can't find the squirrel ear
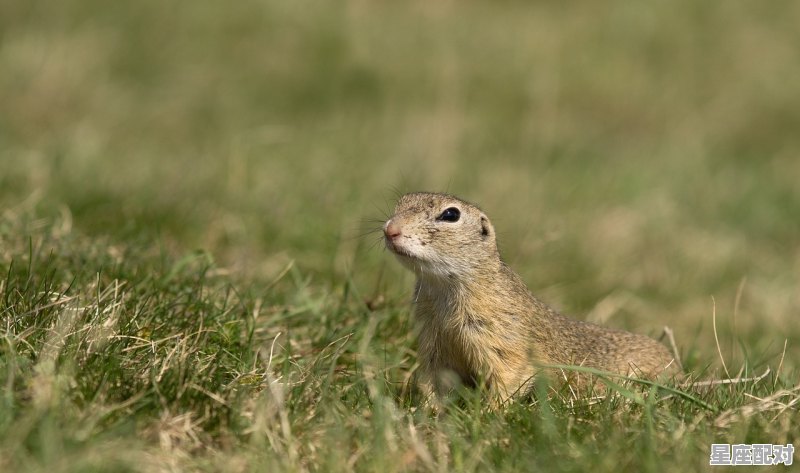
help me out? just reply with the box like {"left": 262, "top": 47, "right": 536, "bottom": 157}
{"left": 480, "top": 216, "right": 491, "bottom": 239}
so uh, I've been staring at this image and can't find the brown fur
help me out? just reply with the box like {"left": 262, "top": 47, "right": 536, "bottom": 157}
{"left": 384, "top": 192, "right": 679, "bottom": 403}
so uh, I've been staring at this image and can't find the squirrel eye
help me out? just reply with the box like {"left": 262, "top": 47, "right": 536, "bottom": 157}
{"left": 436, "top": 207, "right": 461, "bottom": 222}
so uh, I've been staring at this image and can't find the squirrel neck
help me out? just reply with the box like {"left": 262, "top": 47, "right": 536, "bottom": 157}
{"left": 416, "top": 255, "right": 503, "bottom": 291}
{"left": 413, "top": 256, "right": 539, "bottom": 323}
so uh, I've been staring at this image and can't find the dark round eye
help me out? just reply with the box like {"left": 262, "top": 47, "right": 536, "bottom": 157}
{"left": 436, "top": 207, "right": 461, "bottom": 222}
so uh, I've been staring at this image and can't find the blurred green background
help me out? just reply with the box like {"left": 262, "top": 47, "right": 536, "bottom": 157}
{"left": 2, "top": 0, "right": 799, "bottom": 366}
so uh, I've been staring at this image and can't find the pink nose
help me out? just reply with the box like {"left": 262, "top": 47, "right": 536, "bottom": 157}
{"left": 384, "top": 221, "right": 401, "bottom": 239}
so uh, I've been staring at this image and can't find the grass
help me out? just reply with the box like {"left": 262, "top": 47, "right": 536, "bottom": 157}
{"left": 1, "top": 0, "right": 799, "bottom": 471}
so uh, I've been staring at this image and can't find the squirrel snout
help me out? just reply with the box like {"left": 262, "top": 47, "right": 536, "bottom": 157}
{"left": 383, "top": 221, "right": 402, "bottom": 239}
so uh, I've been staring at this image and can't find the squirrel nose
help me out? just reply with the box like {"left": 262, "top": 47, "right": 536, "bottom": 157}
{"left": 384, "top": 221, "right": 401, "bottom": 239}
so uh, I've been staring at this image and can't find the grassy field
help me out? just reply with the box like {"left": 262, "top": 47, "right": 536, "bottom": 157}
{"left": 1, "top": 0, "right": 799, "bottom": 471}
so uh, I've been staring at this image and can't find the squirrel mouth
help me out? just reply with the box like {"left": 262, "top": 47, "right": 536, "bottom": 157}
{"left": 385, "top": 238, "right": 415, "bottom": 259}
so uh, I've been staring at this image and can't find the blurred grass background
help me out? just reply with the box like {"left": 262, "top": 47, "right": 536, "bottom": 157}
{"left": 1, "top": 0, "right": 799, "bottom": 470}
{"left": 3, "top": 0, "right": 798, "bottom": 356}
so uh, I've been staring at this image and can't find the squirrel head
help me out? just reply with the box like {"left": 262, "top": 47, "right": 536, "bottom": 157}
{"left": 384, "top": 192, "right": 499, "bottom": 281}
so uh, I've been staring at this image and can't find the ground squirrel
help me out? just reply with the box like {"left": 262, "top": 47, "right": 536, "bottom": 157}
{"left": 383, "top": 192, "right": 679, "bottom": 403}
